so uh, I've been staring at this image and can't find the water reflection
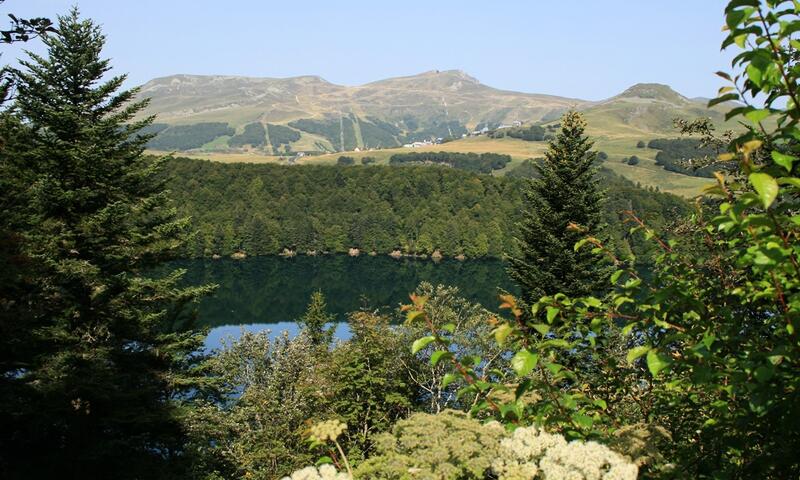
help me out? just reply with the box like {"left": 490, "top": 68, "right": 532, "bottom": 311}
{"left": 175, "top": 255, "right": 516, "bottom": 349}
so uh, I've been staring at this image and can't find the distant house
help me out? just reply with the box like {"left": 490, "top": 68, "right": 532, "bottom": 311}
{"left": 403, "top": 140, "right": 434, "bottom": 148}
{"left": 512, "top": 120, "right": 522, "bottom": 127}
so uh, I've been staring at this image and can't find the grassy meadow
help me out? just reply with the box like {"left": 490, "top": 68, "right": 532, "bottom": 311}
{"left": 154, "top": 132, "right": 711, "bottom": 197}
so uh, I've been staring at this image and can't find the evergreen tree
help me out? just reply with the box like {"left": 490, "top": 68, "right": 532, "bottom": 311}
{"left": 0, "top": 10, "right": 213, "bottom": 478}
{"left": 507, "top": 111, "right": 610, "bottom": 305}
{"left": 298, "top": 290, "right": 336, "bottom": 347}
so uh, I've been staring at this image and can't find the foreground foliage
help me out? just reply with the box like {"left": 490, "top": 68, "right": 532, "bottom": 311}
{"left": 288, "top": 411, "right": 638, "bottom": 480}
{"left": 408, "top": 1, "right": 800, "bottom": 478}
{"left": 0, "top": 10, "right": 213, "bottom": 479}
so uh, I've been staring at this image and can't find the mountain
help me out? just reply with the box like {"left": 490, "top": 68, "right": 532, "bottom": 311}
{"left": 137, "top": 70, "right": 586, "bottom": 153}
{"left": 139, "top": 70, "right": 582, "bottom": 127}
{"left": 137, "top": 72, "right": 728, "bottom": 154}
{"left": 578, "top": 83, "right": 731, "bottom": 137}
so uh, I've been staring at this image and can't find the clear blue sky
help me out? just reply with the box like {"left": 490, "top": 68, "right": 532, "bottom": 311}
{"left": 5, "top": 0, "right": 732, "bottom": 100}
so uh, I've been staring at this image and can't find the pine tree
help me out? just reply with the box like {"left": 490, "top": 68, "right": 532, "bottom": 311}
{"left": 0, "top": 10, "right": 214, "bottom": 478}
{"left": 507, "top": 111, "right": 610, "bottom": 306}
{"left": 298, "top": 290, "right": 336, "bottom": 347}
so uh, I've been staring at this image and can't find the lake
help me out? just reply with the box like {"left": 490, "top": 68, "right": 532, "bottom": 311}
{"left": 175, "top": 255, "right": 517, "bottom": 349}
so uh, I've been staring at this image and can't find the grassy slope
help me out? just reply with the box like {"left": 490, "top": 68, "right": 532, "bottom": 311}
{"left": 146, "top": 81, "right": 729, "bottom": 197}
{"left": 154, "top": 133, "right": 710, "bottom": 197}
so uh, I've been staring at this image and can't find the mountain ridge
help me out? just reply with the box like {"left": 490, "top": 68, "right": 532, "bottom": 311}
{"left": 137, "top": 70, "right": 729, "bottom": 154}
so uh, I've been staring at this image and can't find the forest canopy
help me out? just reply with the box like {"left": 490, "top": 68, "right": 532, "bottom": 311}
{"left": 164, "top": 158, "right": 687, "bottom": 259}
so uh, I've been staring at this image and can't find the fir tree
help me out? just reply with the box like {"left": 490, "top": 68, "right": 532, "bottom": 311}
{"left": 0, "top": 10, "right": 213, "bottom": 479}
{"left": 507, "top": 111, "right": 610, "bottom": 306}
{"left": 298, "top": 290, "right": 336, "bottom": 347}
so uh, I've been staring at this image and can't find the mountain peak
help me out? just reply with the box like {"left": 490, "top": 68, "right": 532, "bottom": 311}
{"left": 613, "top": 83, "right": 689, "bottom": 104}
{"left": 364, "top": 69, "right": 483, "bottom": 91}
{"left": 428, "top": 69, "right": 480, "bottom": 83}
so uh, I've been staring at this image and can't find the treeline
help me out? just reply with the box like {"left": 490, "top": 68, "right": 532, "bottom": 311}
{"left": 167, "top": 159, "right": 519, "bottom": 258}
{"left": 228, "top": 122, "right": 266, "bottom": 148}
{"left": 165, "top": 158, "right": 688, "bottom": 262}
{"left": 648, "top": 138, "right": 727, "bottom": 177}
{"left": 388, "top": 151, "right": 512, "bottom": 173}
{"left": 227, "top": 122, "right": 302, "bottom": 153}
{"left": 144, "top": 116, "right": 471, "bottom": 153}
{"left": 489, "top": 124, "right": 546, "bottom": 141}
{"left": 146, "top": 122, "right": 234, "bottom": 150}
{"left": 289, "top": 116, "right": 358, "bottom": 151}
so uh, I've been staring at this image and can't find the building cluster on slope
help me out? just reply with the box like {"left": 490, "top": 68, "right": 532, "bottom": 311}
{"left": 464, "top": 120, "right": 522, "bottom": 137}
{"left": 402, "top": 138, "right": 444, "bottom": 148}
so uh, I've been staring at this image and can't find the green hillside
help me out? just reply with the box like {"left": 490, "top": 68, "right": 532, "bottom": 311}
{"left": 141, "top": 75, "right": 734, "bottom": 196}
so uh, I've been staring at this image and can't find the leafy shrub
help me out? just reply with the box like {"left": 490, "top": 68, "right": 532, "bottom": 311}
{"left": 289, "top": 411, "right": 638, "bottom": 479}
{"left": 408, "top": 3, "right": 800, "bottom": 477}
{"left": 336, "top": 156, "right": 355, "bottom": 166}
{"left": 353, "top": 410, "right": 505, "bottom": 479}
{"left": 281, "top": 465, "right": 350, "bottom": 480}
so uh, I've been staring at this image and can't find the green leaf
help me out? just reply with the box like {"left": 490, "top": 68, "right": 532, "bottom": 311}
{"left": 430, "top": 350, "right": 452, "bottom": 366}
{"left": 746, "top": 62, "right": 764, "bottom": 88}
{"left": 627, "top": 346, "right": 651, "bottom": 364}
{"left": 511, "top": 349, "right": 539, "bottom": 377}
{"left": 572, "top": 413, "right": 594, "bottom": 429}
{"left": 745, "top": 108, "right": 771, "bottom": 123}
{"left": 500, "top": 403, "right": 522, "bottom": 420}
{"left": 771, "top": 151, "right": 796, "bottom": 172}
{"left": 316, "top": 456, "right": 334, "bottom": 466}
{"left": 441, "top": 323, "right": 456, "bottom": 334}
{"left": 546, "top": 306, "right": 560, "bottom": 323}
{"left": 493, "top": 323, "right": 513, "bottom": 345}
{"left": 646, "top": 349, "right": 670, "bottom": 377}
{"left": 412, "top": 336, "right": 435, "bottom": 354}
{"left": 545, "top": 362, "right": 563, "bottom": 375}
{"left": 532, "top": 323, "right": 550, "bottom": 336}
{"left": 610, "top": 269, "right": 624, "bottom": 285}
{"left": 441, "top": 373, "right": 458, "bottom": 389}
{"left": 749, "top": 172, "right": 779, "bottom": 208}
{"left": 708, "top": 92, "right": 740, "bottom": 107}
{"left": 753, "top": 364, "right": 774, "bottom": 383}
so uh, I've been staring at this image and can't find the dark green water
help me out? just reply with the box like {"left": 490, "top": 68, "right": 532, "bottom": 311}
{"left": 175, "top": 255, "right": 516, "bottom": 348}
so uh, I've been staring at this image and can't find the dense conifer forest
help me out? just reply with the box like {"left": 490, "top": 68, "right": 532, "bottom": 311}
{"left": 165, "top": 158, "right": 688, "bottom": 260}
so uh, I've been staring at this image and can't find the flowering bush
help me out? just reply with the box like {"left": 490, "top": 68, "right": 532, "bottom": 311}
{"left": 285, "top": 411, "right": 637, "bottom": 479}
{"left": 281, "top": 464, "right": 351, "bottom": 480}
{"left": 493, "top": 425, "right": 637, "bottom": 480}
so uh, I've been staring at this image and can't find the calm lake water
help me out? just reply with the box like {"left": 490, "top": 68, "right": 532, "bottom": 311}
{"left": 174, "top": 255, "right": 516, "bottom": 349}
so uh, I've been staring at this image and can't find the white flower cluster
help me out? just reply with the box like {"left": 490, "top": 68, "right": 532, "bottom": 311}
{"left": 309, "top": 419, "right": 347, "bottom": 443}
{"left": 281, "top": 464, "right": 351, "bottom": 480}
{"left": 492, "top": 425, "right": 638, "bottom": 480}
